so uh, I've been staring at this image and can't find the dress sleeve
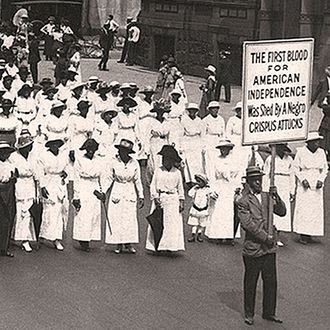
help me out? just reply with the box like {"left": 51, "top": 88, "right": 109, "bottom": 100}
{"left": 177, "top": 170, "right": 184, "bottom": 200}
{"left": 133, "top": 161, "right": 144, "bottom": 199}
{"left": 292, "top": 149, "right": 305, "bottom": 183}
{"left": 317, "top": 150, "right": 328, "bottom": 183}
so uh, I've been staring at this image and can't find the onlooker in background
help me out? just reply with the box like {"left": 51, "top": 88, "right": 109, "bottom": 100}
{"left": 105, "top": 15, "right": 119, "bottom": 49}
{"left": 28, "top": 32, "right": 40, "bottom": 83}
{"left": 215, "top": 50, "right": 232, "bottom": 103}
{"left": 199, "top": 65, "right": 217, "bottom": 118}
{"left": 126, "top": 21, "right": 140, "bottom": 66}
{"left": 118, "top": 17, "right": 133, "bottom": 63}
{"left": 98, "top": 24, "right": 111, "bottom": 71}
{"left": 40, "top": 16, "right": 56, "bottom": 61}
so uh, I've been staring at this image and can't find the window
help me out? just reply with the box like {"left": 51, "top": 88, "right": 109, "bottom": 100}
{"left": 219, "top": 8, "right": 247, "bottom": 19}
{"left": 155, "top": 2, "right": 178, "bottom": 13}
{"left": 195, "top": 4, "right": 212, "bottom": 17}
{"left": 220, "top": 9, "right": 229, "bottom": 17}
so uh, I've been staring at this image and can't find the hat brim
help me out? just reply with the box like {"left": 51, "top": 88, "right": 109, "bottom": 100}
{"left": 96, "top": 87, "right": 111, "bottom": 94}
{"left": 15, "top": 140, "right": 34, "bottom": 149}
{"left": 0, "top": 146, "right": 15, "bottom": 152}
{"left": 139, "top": 90, "right": 155, "bottom": 94}
{"left": 114, "top": 145, "right": 135, "bottom": 154}
{"left": 101, "top": 110, "right": 118, "bottom": 119}
{"left": 306, "top": 136, "right": 323, "bottom": 142}
{"left": 45, "top": 139, "right": 64, "bottom": 148}
{"left": 216, "top": 143, "right": 234, "bottom": 149}
{"left": 116, "top": 99, "right": 138, "bottom": 108}
{"left": 243, "top": 172, "right": 265, "bottom": 179}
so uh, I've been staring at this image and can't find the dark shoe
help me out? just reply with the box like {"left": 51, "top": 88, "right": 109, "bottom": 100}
{"left": 262, "top": 315, "right": 283, "bottom": 323}
{"left": 197, "top": 234, "right": 203, "bottom": 242}
{"left": 114, "top": 244, "right": 123, "bottom": 254}
{"left": 244, "top": 316, "right": 254, "bottom": 325}
{"left": 127, "top": 246, "right": 137, "bottom": 254}
{"left": 298, "top": 238, "right": 308, "bottom": 245}
{"left": 188, "top": 234, "right": 196, "bottom": 243}
{"left": 79, "top": 241, "right": 90, "bottom": 252}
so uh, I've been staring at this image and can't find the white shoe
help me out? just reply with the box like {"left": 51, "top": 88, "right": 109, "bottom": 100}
{"left": 277, "top": 241, "right": 284, "bottom": 247}
{"left": 54, "top": 240, "right": 64, "bottom": 251}
{"left": 22, "top": 241, "right": 32, "bottom": 253}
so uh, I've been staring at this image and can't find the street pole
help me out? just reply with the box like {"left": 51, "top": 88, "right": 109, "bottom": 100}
{"left": 268, "top": 144, "right": 276, "bottom": 234}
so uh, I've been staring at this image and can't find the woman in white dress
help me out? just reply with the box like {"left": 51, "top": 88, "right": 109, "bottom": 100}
{"left": 100, "top": 139, "right": 144, "bottom": 254}
{"left": 205, "top": 138, "right": 242, "bottom": 244}
{"left": 72, "top": 139, "right": 104, "bottom": 252}
{"left": 263, "top": 143, "right": 295, "bottom": 246}
{"left": 10, "top": 132, "right": 38, "bottom": 252}
{"left": 146, "top": 145, "right": 185, "bottom": 253}
{"left": 180, "top": 103, "right": 206, "bottom": 185}
{"left": 93, "top": 82, "right": 112, "bottom": 126}
{"left": 38, "top": 139, "right": 69, "bottom": 251}
{"left": 68, "top": 44, "right": 82, "bottom": 83}
{"left": 293, "top": 132, "right": 328, "bottom": 244}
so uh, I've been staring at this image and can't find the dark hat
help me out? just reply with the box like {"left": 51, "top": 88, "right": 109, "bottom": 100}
{"left": 77, "top": 100, "right": 92, "bottom": 110}
{"left": 44, "top": 86, "right": 58, "bottom": 95}
{"left": 116, "top": 97, "right": 137, "bottom": 108}
{"left": 3, "top": 75, "right": 14, "bottom": 81}
{"left": 129, "top": 82, "right": 139, "bottom": 90}
{"left": 40, "top": 78, "right": 53, "bottom": 86}
{"left": 150, "top": 99, "right": 171, "bottom": 113}
{"left": 0, "top": 99, "right": 16, "bottom": 108}
{"left": 158, "top": 145, "right": 182, "bottom": 163}
{"left": 244, "top": 166, "right": 265, "bottom": 179}
{"left": 96, "top": 82, "right": 111, "bottom": 94}
{"left": 194, "top": 174, "right": 208, "bottom": 185}
{"left": 15, "top": 131, "right": 34, "bottom": 149}
{"left": 114, "top": 139, "right": 135, "bottom": 154}
{"left": 273, "top": 143, "right": 291, "bottom": 153}
{"left": 45, "top": 139, "right": 64, "bottom": 149}
{"left": 101, "top": 110, "right": 118, "bottom": 120}
{"left": 79, "top": 138, "right": 99, "bottom": 151}
{"left": 17, "top": 83, "right": 33, "bottom": 95}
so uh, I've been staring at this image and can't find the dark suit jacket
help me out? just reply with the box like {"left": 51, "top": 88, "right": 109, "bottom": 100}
{"left": 235, "top": 186, "right": 286, "bottom": 258}
{"left": 312, "top": 78, "right": 329, "bottom": 105}
{"left": 217, "top": 57, "right": 232, "bottom": 83}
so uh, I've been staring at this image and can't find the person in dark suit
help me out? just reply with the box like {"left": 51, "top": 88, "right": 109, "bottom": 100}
{"left": 235, "top": 166, "right": 286, "bottom": 326}
{"left": 118, "top": 17, "right": 133, "bottom": 63}
{"left": 215, "top": 51, "right": 232, "bottom": 103}
{"left": 98, "top": 24, "right": 111, "bottom": 71}
{"left": 28, "top": 32, "right": 40, "bottom": 83}
{"left": 311, "top": 65, "right": 330, "bottom": 105}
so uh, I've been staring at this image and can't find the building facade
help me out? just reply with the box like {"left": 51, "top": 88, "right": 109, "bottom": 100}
{"left": 137, "top": 0, "right": 330, "bottom": 84}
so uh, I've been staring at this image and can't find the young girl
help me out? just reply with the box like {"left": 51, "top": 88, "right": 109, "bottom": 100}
{"left": 187, "top": 174, "right": 213, "bottom": 243}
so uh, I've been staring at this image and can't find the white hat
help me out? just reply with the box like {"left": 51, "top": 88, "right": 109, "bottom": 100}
{"left": 306, "top": 132, "right": 324, "bottom": 142}
{"left": 186, "top": 103, "right": 199, "bottom": 111}
{"left": 71, "top": 82, "right": 86, "bottom": 91}
{"left": 205, "top": 65, "right": 216, "bottom": 74}
{"left": 120, "top": 83, "right": 131, "bottom": 90}
{"left": 233, "top": 101, "right": 242, "bottom": 110}
{"left": 207, "top": 101, "right": 220, "bottom": 109}
{"left": 67, "top": 66, "right": 77, "bottom": 73}
{"left": 51, "top": 100, "right": 66, "bottom": 110}
{"left": 88, "top": 76, "right": 99, "bottom": 82}
{"left": 216, "top": 138, "right": 235, "bottom": 149}
{"left": 170, "top": 89, "right": 182, "bottom": 96}
{"left": 21, "top": 13, "right": 28, "bottom": 18}
{"left": 0, "top": 141, "right": 15, "bottom": 150}
{"left": 109, "top": 81, "right": 120, "bottom": 87}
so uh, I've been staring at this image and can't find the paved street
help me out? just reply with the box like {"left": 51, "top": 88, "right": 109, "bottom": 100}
{"left": 0, "top": 57, "right": 329, "bottom": 330}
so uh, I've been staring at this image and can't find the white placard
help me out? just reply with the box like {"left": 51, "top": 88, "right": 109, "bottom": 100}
{"left": 242, "top": 38, "right": 314, "bottom": 145}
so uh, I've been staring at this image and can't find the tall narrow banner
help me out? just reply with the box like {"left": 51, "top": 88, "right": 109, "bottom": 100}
{"left": 242, "top": 38, "right": 314, "bottom": 145}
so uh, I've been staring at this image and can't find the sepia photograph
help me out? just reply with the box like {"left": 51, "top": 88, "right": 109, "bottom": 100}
{"left": 0, "top": 0, "right": 329, "bottom": 329}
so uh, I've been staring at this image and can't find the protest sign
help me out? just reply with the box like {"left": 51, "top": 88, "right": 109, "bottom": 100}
{"left": 242, "top": 38, "right": 314, "bottom": 146}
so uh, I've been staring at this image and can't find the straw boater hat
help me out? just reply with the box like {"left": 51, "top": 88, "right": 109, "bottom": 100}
{"left": 186, "top": 103, "right": 199, "bottom": 111}
{"left": 79, "top": 138, "right": 99, "bottom": 151}
{"left": 45, "top": 139, "right": 64, "bottom": 149}
{"left": 207, "top": 101, "right": 220, "bottom": 109}
{"left": 116, "top": 96, "right": 137, "bottom": 108}
{"left": 51, "top": 100, "right": 66, "bottom": 111}
{"left": 88, "top": 76, "right": 99, "bottom": 83}
{"left": 205, "top": 65, "right": 216, "bottom": 75}
{"left": 194, "top": 173, "right": 208, "bottom": 185}
{"left": 15, "top": 131, "right": 34, "bottom": 149}
{"left": 244, "top": 166, "right": 265, "bottom": 179}
{"left": 101, "top": 110, "right": 118, "bottom": 120}
{"left": 306, "top": 132, "right": 324, "bottom": 142}
{"left": 96, "top": 82, "right": 111, "bottom": 94}
{"left": 0, "top": 141, "right": 15, "bottom": 152}
{"left": 233, "top": 101, "right": 242, "bottom": 111}
{"left": 114, "top": 139, "right": 135, "bottom": 154}
{"left": 139, "top": 86, "right": 155, "bottom": 94}
{"left": 216, "top": 138, "right": 235, "bottom": 149}
{"left": 158, "top": 145, "right": 182, "bottom": 163}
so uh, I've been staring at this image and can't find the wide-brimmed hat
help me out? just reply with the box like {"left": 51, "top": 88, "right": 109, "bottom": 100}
{"left": 120, "top": 83, "right": 131, "bottom": 90}
{"left": 15, "top": 132, "right": 34, "bottom": 149}
{"left": 205, "top": 65, "right": 216, "bottom": 74}
{"left": 77, "top": 100, "right": 92, "bottom": 110}
{"left": 17, "top": 83, "right": 33, "bottom": 94}
{"left": 169, "top": 89, "right": 182, "bottom": 96}
{"left": 186, "top": 103, "right": 199, "bottom": 111}
{"left": 0, "top": 141, "right": 15, "bottom": 152}
{"left": 158, "top": 145, "right": 182, "bottom": 163}
{"left": 150, "top": 99, "right": 171, "bottom": 113}
{"left": 0, "top": 99, "right": 16, "bottom": 108}
{"left": 244, "top": 166, "right": 265, "bottom": 178}
{"left": 216, "top": 138, "right": 235, "bottom": 149}
{"left": 273, "top": 143, "right": 292, "bottom": 153}
{"left": 139, "top": 86, "right": 155, "bottom": 94}
{"left": 96, "top": 82, "right": 111, "bottom": 94}
{"left": 45, "top": 139, "right": 64, "bottom": 148}
{"left": 40, "top": 78, "right": 53, "bottom": 86}
{"left": 3, "top": 75, "right": 14, "bottom": 82}
{"left": 51, "top": 100, "right": 66, "bottom": 111}
{"left": 129, "top": 82, "right": 139, "bottom": 90}
{"left": 88, "top": 76, "right": 99, "bottom": 82}
{"left": 306, "top": 132, "right": 324, "bottom": 142}
{"left": 44, "top": 86, "right": 58, "bottom": 95}
{"left": 233, "top": 101, "right": 242, "bottom": 111}
{"left": 114, "top": 139, "right": 135, "bottom": 154}
{"left": 117, "top": 97, "right": 137, "bottom": 108}
{"left": 194, "top": 174, "right": 208, "bottom": 185}
{"left": 109, "top": 81, "right": 120, "bottom": 88}
{"left": 207, "top": 101, "right": 220, "bottom": 109}
{"left": 71, "top": 82, "right": 86, "bottom": 92}
{"left": 101, "top": 110, "right": 118, "bottom": 120}
{"left": 79, "top": 138, "right": 99, "bottom": 151}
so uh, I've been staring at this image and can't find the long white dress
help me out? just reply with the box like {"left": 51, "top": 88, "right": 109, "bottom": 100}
{"left": 293, "top": 146, "right": 328, "bottom": 236}
{"left": 263, "top": 154, "right": 295, "bottom": 232}
{"left": 146, "top": 166, "right": 185, "bottom": 251}
{"left": 93, "top": 119, "right": 118, "bottom": 157}
{"left": 9, "top": 152, "right": 37, "bottom": 241}
{"left": 38, "top": 149, "right": 69, "bottom": 241}
{"left": 205, "top": 150, "right": 242, "bottom": 239}
{"left": 72, "top": 152, "right": 104, "bottom": 241}
{"left": 14, "top": 96, "right": 37, "bottom": 129}
{"left": 180, "top": 114, "right": 206, "bottom": 182}
{"left": 103, "top": 155, "right": 143, "bottom": 244}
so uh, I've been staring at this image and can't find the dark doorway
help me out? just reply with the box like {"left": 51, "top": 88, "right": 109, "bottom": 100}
{"left": 154, "top": 34, "right": 175, "bottom": 69}
{"left": 218, "top": 41, "right": 242, "bottom": 85}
